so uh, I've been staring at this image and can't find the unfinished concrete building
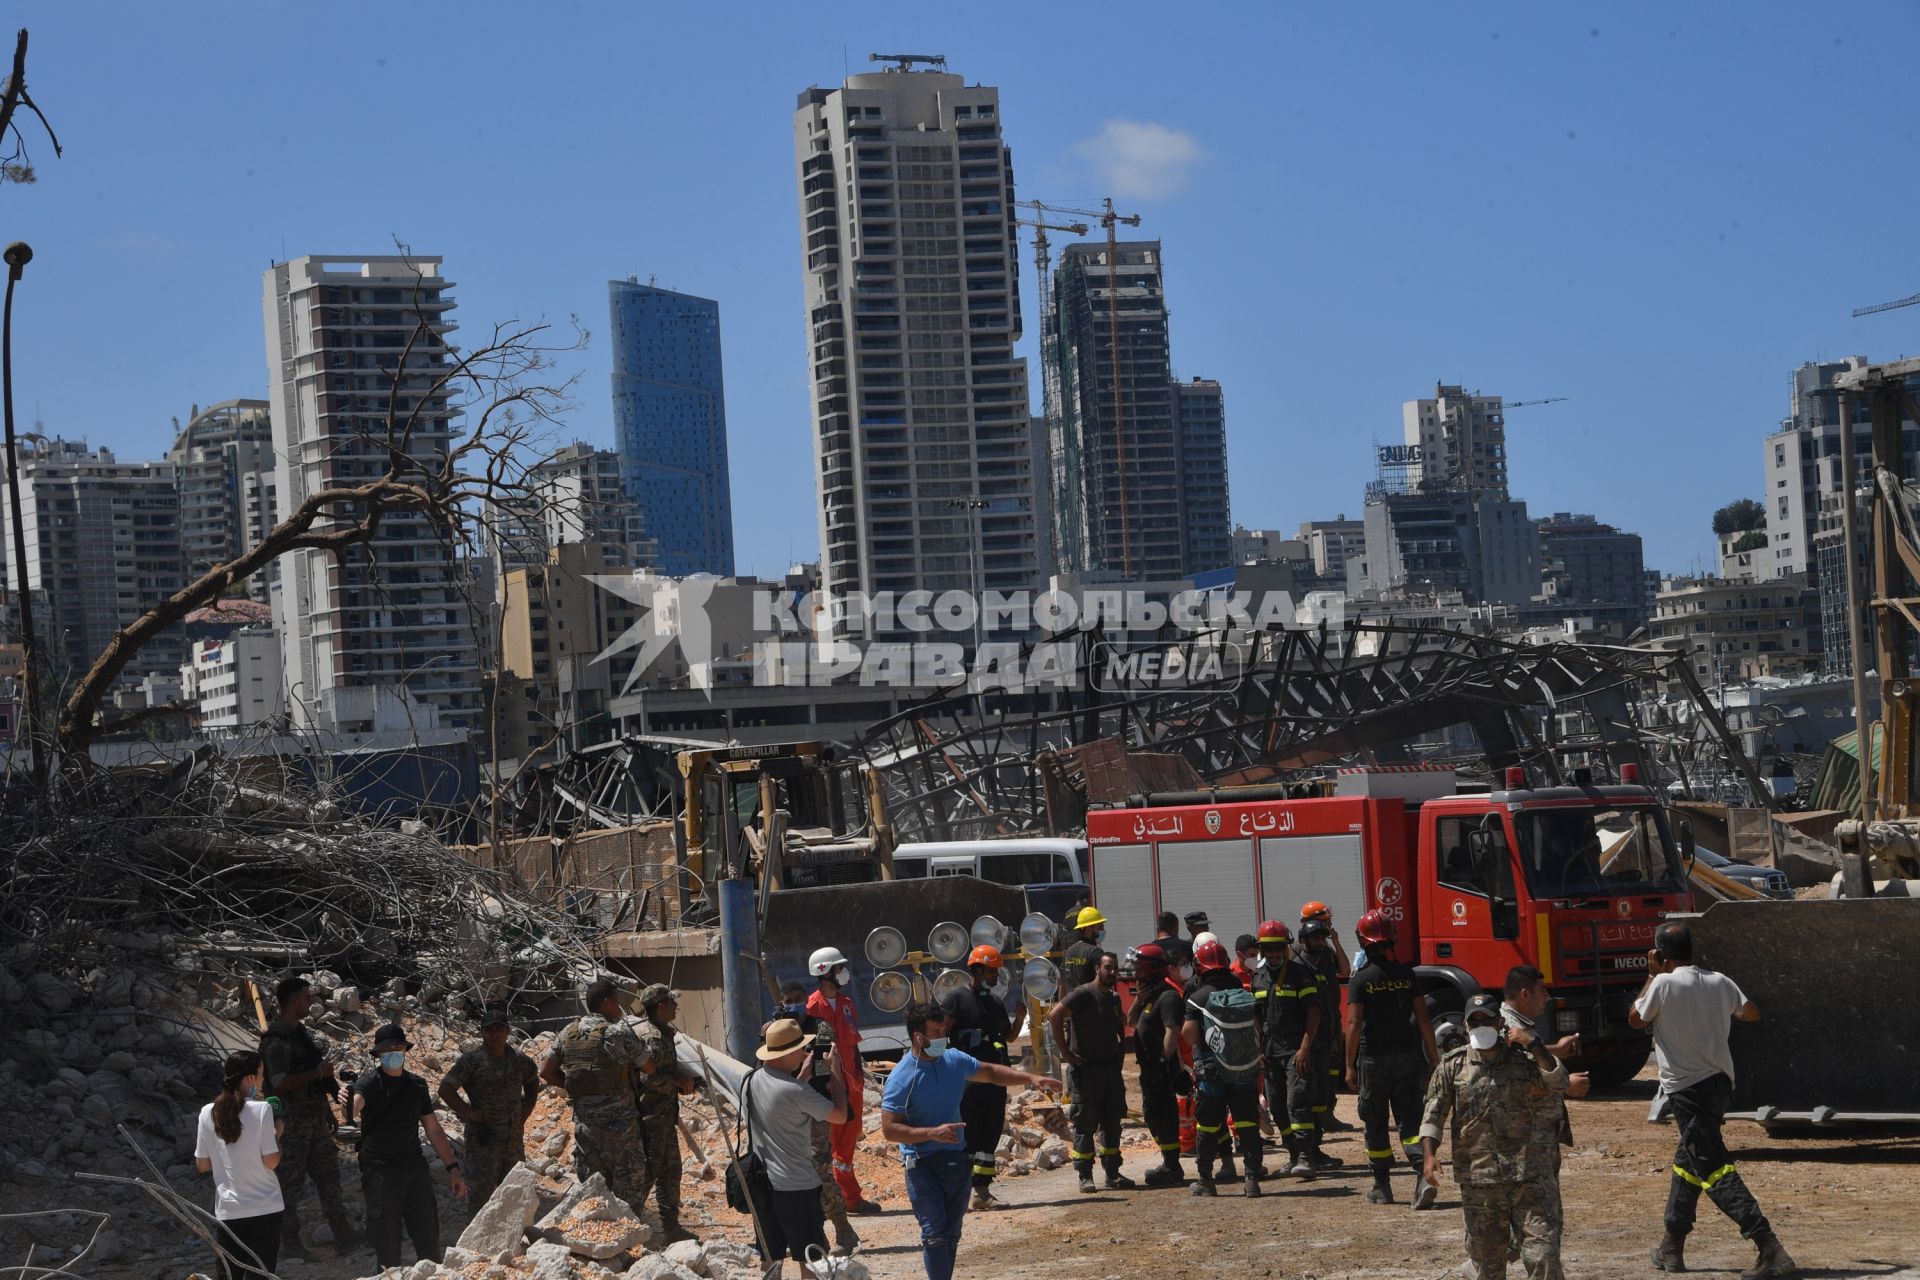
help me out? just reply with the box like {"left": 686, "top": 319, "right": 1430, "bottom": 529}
{"left": 1049, "top": 240, "right": 1228, "bottom": 579}
{"left": 167, "top": 399, "right": 277, "bottom": 602}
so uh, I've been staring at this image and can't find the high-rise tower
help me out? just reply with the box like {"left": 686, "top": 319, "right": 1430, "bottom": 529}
{"left": 794, "top": 59, "right": 1042, "bottom": 623}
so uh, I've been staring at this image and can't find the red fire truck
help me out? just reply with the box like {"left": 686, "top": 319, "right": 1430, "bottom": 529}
{"left": 1086, "top": 764, "right": 1695, "bottom": 1085}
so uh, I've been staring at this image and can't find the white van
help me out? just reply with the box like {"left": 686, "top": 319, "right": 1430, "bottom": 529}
{"left": 890, "top": 838, "right": 1088, "bottom": 888}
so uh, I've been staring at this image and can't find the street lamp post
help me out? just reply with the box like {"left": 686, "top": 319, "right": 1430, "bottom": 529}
{"left": 1, "top": 240, "right": 43, "bottom": 790}
{"left": 948, "top": 497, "right": 986, "bottom": 654}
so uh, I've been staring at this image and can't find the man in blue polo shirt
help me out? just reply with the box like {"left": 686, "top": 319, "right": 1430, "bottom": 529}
{"left": 880, "top": 1002, "right": 1061, "bottom": 1280}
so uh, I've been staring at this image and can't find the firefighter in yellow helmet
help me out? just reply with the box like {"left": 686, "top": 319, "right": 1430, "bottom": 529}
{"left": 1061, "top": 906, "right": 1107, "bottom": 991}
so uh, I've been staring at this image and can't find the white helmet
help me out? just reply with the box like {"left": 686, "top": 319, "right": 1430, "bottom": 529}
{"left": 809, "top": 947, "right": 849, "bottom": 978}
{"left": 1193, "top": 931, "right": 1219, "bottom": 953}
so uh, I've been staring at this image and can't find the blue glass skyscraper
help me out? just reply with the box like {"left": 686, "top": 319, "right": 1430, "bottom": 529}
{"left": 608, "top": 279, "right": 737, "bottom": 577}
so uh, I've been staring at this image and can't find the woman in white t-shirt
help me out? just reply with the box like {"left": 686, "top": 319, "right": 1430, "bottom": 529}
{"left": 194, "top": 1049, "right": 285, "bottom": 1279}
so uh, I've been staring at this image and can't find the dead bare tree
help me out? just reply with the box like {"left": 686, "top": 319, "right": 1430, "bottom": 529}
{"left": 54, "top": 270, "right": 579, "bottom": 769}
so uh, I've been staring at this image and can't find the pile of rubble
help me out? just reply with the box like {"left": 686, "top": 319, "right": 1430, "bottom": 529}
{"left": 401, "top": 1166, "right": 783, "bottom": 1280}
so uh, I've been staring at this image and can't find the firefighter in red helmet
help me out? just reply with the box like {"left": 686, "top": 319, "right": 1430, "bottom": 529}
{"left": 1344, "top": 909, "right": 1440, "bottom": 1207}
{"left": 1126, "top": 943, "right": 1190, "bottom": 1186}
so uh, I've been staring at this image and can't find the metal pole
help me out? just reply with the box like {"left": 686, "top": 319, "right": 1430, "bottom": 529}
{"left": 716, "top": 876, "right": 763, "bottom": 1065}
{"left": 1838, "top": 389, "right": 1875, "bottom": 818}
{"left": 1, "top": 240, "right": 43, "bottom": 792}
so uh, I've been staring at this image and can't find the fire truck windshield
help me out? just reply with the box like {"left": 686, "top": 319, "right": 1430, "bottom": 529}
{"left": 1514, "top": 806, "right": 1686, "bottom": 899}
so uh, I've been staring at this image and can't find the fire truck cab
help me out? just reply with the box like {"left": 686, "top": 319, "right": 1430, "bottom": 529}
{"left": 1085, "top": 764, "right": 1693, "bottom": 1086}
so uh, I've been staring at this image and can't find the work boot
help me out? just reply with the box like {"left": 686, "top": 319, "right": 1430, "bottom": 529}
{"left": 845, "top": 1199, "right": 882, "bottom": 1216}
{"left": 1286, "top": 1156, "right": 1318, "bottom": 1180}
{"left": 1650, "top": 1233, "right": 1686, "bottom": 1272}
{"left": 1217, "top": 1154, "right": 1239, "bottom": 1182}
{"left": 1307, "top": 1144, "right": 1344, "bottom": 1170}
{"left": 970, "top": 1187, "right": 1002, "bottom": 1211}
{"left": 1366, "top": 1181, "right": 1395, "bottom": 1205}
{"left": 831, "top": 1217, "right": 859, "bottom": 1256}
{"left": 1190, "top": 1178, "right": 1217, "bottom": 1197}
{"left": 1144, "top": 1160, "right": 1186, "bottom": 1188}
{"left": 1412, "top": 1175, "right": 1437, "bottom": 1210}
{"left": 1078, "top": 1173, "right": 1097, "bottom": 1194}
{"left": 658, "top": 1216, "right": 698, "bottom": 1247}
{"left": 1103, "top": 1170, "right": 1136, "bottom": 1190}
{"left": 1321, "top": 1114, "right": 1354, "bottom": 1133}
{"left": 1741, "top": 1235, "right": 1797, "bottom": 1279}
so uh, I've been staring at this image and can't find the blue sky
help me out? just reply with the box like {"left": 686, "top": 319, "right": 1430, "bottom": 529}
{"left": 6, "top": 3, "right": 1919, "bottom": 579}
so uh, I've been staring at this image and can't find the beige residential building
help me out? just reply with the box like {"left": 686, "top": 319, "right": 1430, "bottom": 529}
{"left": 1648, "top": 574, "right": 1821, "bottom": 684}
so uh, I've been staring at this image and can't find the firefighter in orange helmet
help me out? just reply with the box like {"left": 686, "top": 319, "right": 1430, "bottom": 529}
{"left": 935, "top": 944, "right": 1026, "bottom": 1210}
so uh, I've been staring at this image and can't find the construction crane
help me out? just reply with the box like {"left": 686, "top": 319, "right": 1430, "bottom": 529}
{"left": 1027, "top": 199, "right": 1144, "bottom": 573}
{"left": 1016, "top": 204, "right": 1090, "bottom": 343}
{"left": 868, "top": 52, "right": 946, "bottom": 72}
{"left": 1854, "top": 291, "right": 1920, "bottom": 319}
{"left": 1504, "top": 397, "right": 1568, "bottom": 409}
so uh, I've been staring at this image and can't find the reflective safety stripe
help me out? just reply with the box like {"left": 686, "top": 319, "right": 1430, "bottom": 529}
{"left": 1400, "top": 1137, "right": 1422, "bottom": 1148}
{"left": 1673, "top": 1162, "right": 1739, "bottom": 1190}
{"left": 1070, "top": 1148, "right": 1094, "bottom": 1159}
{"left": 1300, "top": 984, "right": 1318, "bottom": 997}
{"left": 831, "top": 1159, "right": 857, "bottom": 1171}
{"left": 1254, "top": 989, "right": 1270, "bottom": 999}
{"left": 1232, "top": 1120, "right": 1257, "bottom": 1130}
{"left": 1100, "top": 1146, "right": 1122, "bottom": 1156}
{"left": 1285, "top": 1122, "right": 1315, "bottom": 1133}
{"left": 1157, "top": 1141, "right": 1181, "bottom": 1152}
{"left": 972, "top": 1163, "right": 997, "bottom": 1176}
{"left": 1328, "top": 1068, "right": 1342, "bottom": 1076}
{"left": 1311, "top": 1105, "right": 1329, "bottom": 1113}
{"left": 1365, "top": 1148, "right": 1395, "bottom": 1159}
{"left": 1196, "top": 1123, "right": 1225, "bottom": 1135}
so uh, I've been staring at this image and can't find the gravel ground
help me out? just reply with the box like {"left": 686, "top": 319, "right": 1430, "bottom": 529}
{"left": 821, "top": 1069, "right": 1920, "bottom": 1280}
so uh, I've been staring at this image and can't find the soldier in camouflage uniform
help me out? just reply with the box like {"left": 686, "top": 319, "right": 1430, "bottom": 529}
{"left": 631, "top": 983, "right": 699, "bottom": 1245}
{"left": 1419, "top": 994, "right": 1569, "bottom": 1280}
{"left": 540, "top": 979, "right": 648, "bottom": 1211}
{"left": 438, "top": 1009, "right": 540, "bottom": 1211}
{"left": 259, "top": 976, "right": 359, "bottom": 1256}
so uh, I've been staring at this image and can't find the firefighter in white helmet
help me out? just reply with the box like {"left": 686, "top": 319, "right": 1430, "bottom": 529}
{"left": 804, "top": 947, "right": 877, "bottom": 1214}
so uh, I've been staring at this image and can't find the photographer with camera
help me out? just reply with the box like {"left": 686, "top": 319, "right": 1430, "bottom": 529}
{"left": 742, "top": 1019, "right": 850, "bottom": 1277}
{"left": 778, "top": 978, "right": 860, "bottom": 1255}
{"left": 1629, "top": 921, "right": 1794, "bottom": 1279}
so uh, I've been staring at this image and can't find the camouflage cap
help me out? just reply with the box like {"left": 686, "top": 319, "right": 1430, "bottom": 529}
{"left": 639, "top": 983, "right": 680, "bottom": 1009}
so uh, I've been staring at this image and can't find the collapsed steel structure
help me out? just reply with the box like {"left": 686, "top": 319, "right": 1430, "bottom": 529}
{"left": 849, "top": 622, "right": 1774, "bottom": 844}
{"left": 506, "top": 623, "right": 1777, "bottom": 846}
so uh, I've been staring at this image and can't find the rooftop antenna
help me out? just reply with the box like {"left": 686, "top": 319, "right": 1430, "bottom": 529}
{"left": 868, "top": 53, "right": 947, "bottom": 72}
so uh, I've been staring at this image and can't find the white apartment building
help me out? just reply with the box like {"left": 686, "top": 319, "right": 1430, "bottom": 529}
{"left": 168, "top": 399, "right": 277, "bottom": 600}
{"left": 180, "top": 626, "right": 284, "bottom": 730}
{"left": 1403, "top": 384, "right": 1509, "bottom": 499}
{"left": 793, "top": 60, "right": 1042, "bottom": 624}
{"left": 0, "top": 439, "right": 185, "bottom": 683}
{"left": 263, "top": 255, "right": 480, "bottom": 734}
{"left": 1298, "top": 516, "right": 1365, "bottom": 579}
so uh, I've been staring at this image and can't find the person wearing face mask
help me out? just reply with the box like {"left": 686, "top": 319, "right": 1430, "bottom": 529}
{"left": 195, "top": 1050, "right": 284, "bottom": 1279}
{"left": 936, "top": 946, "right": 1026, "bottom": 1211}
{"left": 880, "top": 1003, "right": 1062, "bottom": 1280}
{"left": 351, "top": 1024, "right": 466, "bottom": 1271}
{"left": 1061, "top": 906, "right": 1108, "bottom": 991}
{"left": 1252, "top": 920, "right": 1325, "bottom": 1180}
{"left": 778, "top": 980, "right": 859, "bottom": 1255}
{"left": 1231, "top": 934, "right": 1260, "bottom": 990}
{"left": 437, "top": 1009, "right": 539, "bottom": 1215}
{"left": 1419, "top": 995, "right": 1569, "bottom": 1280}
{"left": 1046, "top": 950, "right": 1133, "bottom": 1194}
{"left": 805, "top": 946, "right": 877, "bottom": 1214}
{"left": 543, "top": 980, "right": 649, "bottom": 1211}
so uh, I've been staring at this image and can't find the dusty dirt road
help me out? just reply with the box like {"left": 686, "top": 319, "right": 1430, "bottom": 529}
{"left": 826, "top": 1071, "right": 1920, "bottom": 1280}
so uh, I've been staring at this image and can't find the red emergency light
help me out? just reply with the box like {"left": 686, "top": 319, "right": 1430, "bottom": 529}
{"left": 1620, "top": 763, "right": 1641, "bottom": 784}
{"left": 1503, "top": 766, "right": 1527, "bottom": 790}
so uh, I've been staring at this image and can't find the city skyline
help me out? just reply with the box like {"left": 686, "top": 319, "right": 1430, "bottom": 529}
{"left": 6, "top": 5, "right": 1920, "bottom": 581}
